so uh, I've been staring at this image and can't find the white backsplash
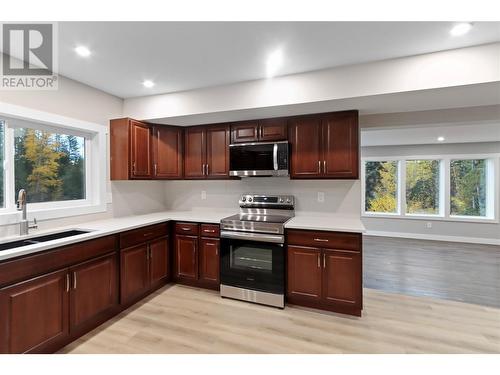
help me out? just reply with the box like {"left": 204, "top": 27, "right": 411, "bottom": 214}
{"left": 164, "top": 178, "right": 361, "bottom": 215}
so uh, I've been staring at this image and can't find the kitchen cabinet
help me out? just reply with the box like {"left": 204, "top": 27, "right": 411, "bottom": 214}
{"left": 152, "top": 125, "right": 183, "bottom": 179}
{"left": 286, "top": 229, "right": 362, "bottom": 316}
{"left": 231, "top": 118, "right": 287, "bottom": 143}
{"left": 288, "top": 110, "right": 359, "bottom": 179}
{"left": 130, "top": 120, "right": 153, "bottom": 178}
{"left": 69, "top": 253, "right": 118, "bottom": 333}
{"left": 120, "top": 224, "right": 170, "bottom": 305}
{"left": 0, "top": 269, "right": 69, "bottom": 354}
{"left": 175, "top": 235, "right": 198, "bottom": 280}
{"left": 174, "top": 222, "right": 220, "bottom": 289}
{"left": 184, "top": 124, "right": 230, "bottom": 179}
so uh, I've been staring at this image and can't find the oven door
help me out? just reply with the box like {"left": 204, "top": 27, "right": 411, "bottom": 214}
{"left": 220, "top": 234, "right": 285, "bottom": 294}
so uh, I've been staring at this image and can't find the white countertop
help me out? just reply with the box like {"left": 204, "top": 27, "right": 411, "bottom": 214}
{"left": 0, "top": 209, "right": 364, "bottom": 262}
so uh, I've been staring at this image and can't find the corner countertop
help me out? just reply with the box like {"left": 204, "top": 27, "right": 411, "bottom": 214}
{"left": 0, "top": 209, "right": 364, "bottom": 262}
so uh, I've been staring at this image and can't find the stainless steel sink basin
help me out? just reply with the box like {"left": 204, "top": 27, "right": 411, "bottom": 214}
{"left": 0, "top": 230, "right": 91, "bottom": 252}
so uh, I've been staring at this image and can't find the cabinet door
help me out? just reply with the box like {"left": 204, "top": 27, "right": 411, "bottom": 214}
{"left": 206, "top": 125, "right": 230, "bottom": 179}
{"left": 288, "top": 117, "right": 323, "bottom": 178}
{"left": 322, "top": 112, "right": 359, "bottom": 179}
{"left": 69, "top": 253, "right": 118, "bottom": 332}
{"left": 259, "top": 118, "right": 287, "bottom": 141}
{"left": 322, "top": 249, "right": 362, "bottom": 308}
{"left": 130, "top": 120, "right": 152, "bottom": 179}
{"left": 286, "top": 246, "right": 322, "bottom": 302}
{"left": 150, "top": 236, "right": 169, "bottom": 285}
{"left": 231, "top": 121, "right": 259, "bottom": 143}
{"left": 0, "top": 269, "right": 69, "bottom": 354}
{"left": 175, "top": 235, "right": 198, "bottom": 280}
{"left": 153, "top": 126, "right": 183, "bottom": 179}
{"left": 199, "top": 238, "right": 220, "bottom": 284}
{"left": 120, "top": 244, "right": 149, "bottom": 303}
{"left": 184, "top": 127, "right": 206, "bottom": 179}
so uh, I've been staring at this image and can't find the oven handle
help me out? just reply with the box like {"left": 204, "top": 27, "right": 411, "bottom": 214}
{"left": 220, "top": 230, "right": 284, "bottom": 244}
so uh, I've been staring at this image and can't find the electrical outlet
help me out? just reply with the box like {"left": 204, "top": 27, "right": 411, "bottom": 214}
{"left": 317, "top": 191, "right": 325, "bottom": 203}
{"left": 201, "top": 190, "right": 207, "bottom": 200}
{"left": 426, "top": 222, "right": 432, "bottom": 229}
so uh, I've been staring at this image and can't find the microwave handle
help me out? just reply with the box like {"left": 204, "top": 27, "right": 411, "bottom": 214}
{"left": 273, "top": 143, "right": 278, "bottom": 171}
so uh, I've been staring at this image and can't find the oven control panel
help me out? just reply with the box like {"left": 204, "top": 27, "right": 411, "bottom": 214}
{"left": 239, "top": 194, "right": 294, "bottom": 208}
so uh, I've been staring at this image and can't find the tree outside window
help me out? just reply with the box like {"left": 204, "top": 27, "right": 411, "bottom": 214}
{"left": 365, "top": 161, "right": 398, "bottom": 213}
{"left": 406, "top": 160, "right": 440, "bottom": 215}
{"left": 450, "top": 159, "right": 487, "bottom": 217}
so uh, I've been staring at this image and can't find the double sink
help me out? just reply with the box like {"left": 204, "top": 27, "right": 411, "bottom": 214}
{"left": 0, "top": 230, "right": 91, "bottom": 252}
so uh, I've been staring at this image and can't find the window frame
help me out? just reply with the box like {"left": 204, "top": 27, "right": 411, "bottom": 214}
{"left": 361, "top": 153, "right": 499, "bottom": 223}
{"left": 0, "top": 102, "right": 107, "bottom": 225}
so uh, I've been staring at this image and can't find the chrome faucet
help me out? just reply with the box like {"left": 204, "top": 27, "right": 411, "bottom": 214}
{"left": 16, "top": 189, "right": 38, "bottom": 236}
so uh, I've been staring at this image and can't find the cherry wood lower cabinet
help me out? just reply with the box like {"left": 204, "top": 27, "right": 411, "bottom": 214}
{"left": 174, "top": 222, "right": 220, "bottom": 289}
{"left": 120, "top": 235, "right": 169, "bottom": 305}
{"left": 286, "top": 229, "right": 363, "bottom": 316}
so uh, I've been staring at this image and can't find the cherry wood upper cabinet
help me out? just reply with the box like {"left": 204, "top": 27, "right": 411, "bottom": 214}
{"left": 184, "top": 126, "right": 206, "bottom": 179}
{"left": 0, "top": 269, "right": 69, "bottom": 354}
{"left": 153, "top": 125, "right": 183, "bottom": 179}
{"left": 69, "top": 253, "right": 118, "bottom": 333}
{"left": 206, "top": 125, "right": 230, "bottom": 178}
{"left": 184, "top": 124, "right": 230, "bottom": 179}
{"left": 287, "top": 245, "right": 322, "bottom": 302}
{"left": 288, "top": 117, "right": 322, "bottom": 178}
{"left": 231, "top": 118, "right": 287, "bottom": 143}
{"left": 289, "top": 111, "right": 359, "bottom": 179}
{"left": 322, "top": 112, "right": 359, "bottom": 179}
{"left": 130, "top": 120, "right": 153, "bottom": 179}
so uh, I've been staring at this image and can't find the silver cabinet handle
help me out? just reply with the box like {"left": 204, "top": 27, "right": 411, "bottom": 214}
{"left": 205, "top": 242, "right": 216, "bottom": 246}
{"left": 318, "top": 160, "right": 321, "bottom": 173}
{"left": 66, "top": 274, "right": 70, "bottom": 292}
{"left": 202, "top": 164, "right": 205, "bottom": 175}
{"left": 323, "top": 254, "right": 326, "bottom": 268}
{"left": 204, "top": 229, "right": 215, "bottom": 233}
{"left": 150, "top": 248, "right": 153, "bottom": 260}
{"left": 143, "top": 232, "right": 153, "bottom": 237}
{"left": 314, "top": 238, "right": 329, "bottom": 242}
{"left": 154, "top": 163, "right": 158, "bottom": 176}
{"left": 181, "top": 227, "right": 191, "bottom": 231}
{"left": 73, "top": 272, "right": 77, "bottom": 290}
{"left": 323, "top": 160, "right": 326, "bottom": 173}
{"left": 206, "top": 164, "right": 209, "bottom": 175}
{"left": 317, "top": 254, "right": 321, "bottom": 268}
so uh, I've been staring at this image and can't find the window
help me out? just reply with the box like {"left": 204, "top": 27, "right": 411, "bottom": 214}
{"left": 364, "top": 161, "right": 399, "bottom": 214}
{"left": 406, "top": 160, "right": 441, "bottom": 215}
{"left": 0, "top": 103, "right": 107, "bottom": 223}
{"left": 14, "top": 128, "right": 86, "bottom": 204}
{"left": 450, "top": 159, "right": 487, "bottom": 217}
{"left": 362, "top": 155, "right": 497, "bottom": 222}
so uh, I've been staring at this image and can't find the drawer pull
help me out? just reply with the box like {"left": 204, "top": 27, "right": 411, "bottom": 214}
{"left": 204, "top": 229, "right": 215, "bottom": 233}
{"left": 66, "top": 274, "right": 70, "bottom": 292}
{"left": 205, "top": 243, "right": 216, "bottom": 246}
{"left": 143, "top": 232, "right": 153, "bottom": 237}
{"left": 181, "top": 227, "right": 191, "bottom": 231}
{"left": 317, "top": 254, "right": 320, "bottom": 268}
{"left": 314, "top": 238, "right": 329, "bottom": 242}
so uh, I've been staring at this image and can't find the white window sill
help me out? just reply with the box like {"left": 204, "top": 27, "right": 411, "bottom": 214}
{"left": 362, "top": 212, "right": 498, "bottom": 224}
{"left": 0, "top": 202, "right": 107, "bottom": 226}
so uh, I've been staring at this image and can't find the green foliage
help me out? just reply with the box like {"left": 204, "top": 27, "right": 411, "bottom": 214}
{"left": 365, "top": 161, "right": 398, "bottom": 213}
{"left": 450, "top": 159, "right": 486, "bottom": 217}
{"left": 406, "top": 160, "right": 440, "bottom": 215}
{"left": 14, "top": 128, "right": 85, "bottom": 204}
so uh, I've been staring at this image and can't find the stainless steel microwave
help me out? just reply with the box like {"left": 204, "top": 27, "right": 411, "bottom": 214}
{"left": 229, "top": 141, "right": 289, "bottom": 177}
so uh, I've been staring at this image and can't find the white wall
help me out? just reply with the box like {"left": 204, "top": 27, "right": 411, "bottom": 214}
{"left": 164, "top": 178, "right": 360, "bottom": 216}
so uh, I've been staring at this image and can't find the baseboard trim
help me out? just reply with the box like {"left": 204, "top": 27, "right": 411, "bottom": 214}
{"left": 365, "top": 230, "right": 500, "bottom": 246}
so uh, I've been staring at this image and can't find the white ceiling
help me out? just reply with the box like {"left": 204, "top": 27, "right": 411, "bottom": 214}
{"left": 57, "top": 22, "right": 500, "bottom": 98}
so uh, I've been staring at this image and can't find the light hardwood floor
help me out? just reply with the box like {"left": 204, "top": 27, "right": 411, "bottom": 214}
{"left": 59, "top": 284, "right": 500, "bottom": 354}
{"left": 364, "top": 236, "right": 500, "bottom": 308}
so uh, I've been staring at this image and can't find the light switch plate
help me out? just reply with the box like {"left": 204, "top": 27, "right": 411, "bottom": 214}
{"left": 201, "top": 190, "right": 207, "bottom": 200}
{"left": 317, "top": 191, "right": 325, "bottom": 203}
{"left": 426, "top": 222, "right": 432, "bottom": 229}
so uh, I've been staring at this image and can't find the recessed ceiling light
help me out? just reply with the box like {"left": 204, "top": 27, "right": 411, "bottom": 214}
{"left": 74, "top": 46, "right": 91, "bottom": 57}
{"left": 437, "top": 136, "right": 445, "bottom": 142}
{"left": 143, "top": 80, "right": 155, "bottom": 88}
{"left": 266, "top": 49, "right": 284, "bottom": 78}
{"left": 450, "top": 23, "right": 472, "bottom": 36}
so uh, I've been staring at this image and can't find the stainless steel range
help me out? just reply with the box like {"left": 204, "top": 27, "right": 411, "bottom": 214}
{"left": 219, "top": 194, "right": 295, "bottom": 308}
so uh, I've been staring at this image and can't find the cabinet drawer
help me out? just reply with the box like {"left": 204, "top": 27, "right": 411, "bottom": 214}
{"left": 200, "top": 224, "right": 220, "bottom": 238}
{"left": 175, "top": 222, "right": 199, "bottom": 236}
{"left": 120, "top": 223, "right": 168, "bottom": 249}
{"left": 286, "top": 229, "right": 361, "bottom": 252}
